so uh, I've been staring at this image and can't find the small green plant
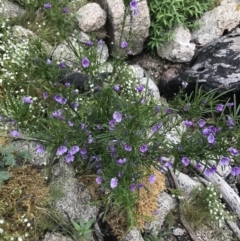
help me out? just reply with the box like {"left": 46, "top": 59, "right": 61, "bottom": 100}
{"left": 147, "top": 0, "right": 216, "bottom": 51}
{"left": 183, "top": 185, "right": 234, "bottom": 228}
{"left": 0, "top": 143, "right": 31, "bottom": 185}
{"left": 71, "top": 218, "right": 95, "bottom": 241}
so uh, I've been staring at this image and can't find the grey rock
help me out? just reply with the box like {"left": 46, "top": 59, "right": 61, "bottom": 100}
{"left": 122, "top": 228, "right": 144, "bottom": 241}
{"left": 53, "top": 38, "right": 82, "bottom": 66}
{"left": 157, "top": 26, "right": 195, "bottom": 63}
{"left": 97, "top": 0, "right": 150, "bottom": 55}
{"left": 97, "top": 40, "right": 109, "bottom": 63}
{"left": 0, "top": 0, "right": 26, "bottom": 19}
{"left": 53, "top": 37, "right": 108, "bottom": 66}
{"left": 11, "top": 25, "right": 52, "bottom": 54}
{"left": 176, "top": 171, "right": 202, "bottom": 196}
{"left": 168, "top": 33, "right": 240, "bottom": 93}
{"left": 173, "top": 227, "right": 186, "bottom": 236}
{"left": 129, "top": 65, "right": 160, "bottom": 100}
{"left": 51, "top": 160, "right": 98, "bottom": 223}
{"left": 42, "top": 232, "right": 73, "bottom": 241}
{"left": 192, "top": 0, "right": 240, "bottom": 45}
{"left": 145, "top": 192, "right": 177, "bottom": 236}
{"left": 12, "top": 140, "right": 49, "bottom": 166}
{"left": 76, "top": 3, "right": 107, "bottom": 32}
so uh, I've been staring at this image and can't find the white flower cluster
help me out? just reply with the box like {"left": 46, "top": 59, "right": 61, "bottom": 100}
{"left": 0, "top": 0, "right": 6, "bottom": 15}
{"left": 205, "top": 185, "right": 232, "bottom": 227}
{"left": 0, "top": 21, "right": 31, "bottom": 86}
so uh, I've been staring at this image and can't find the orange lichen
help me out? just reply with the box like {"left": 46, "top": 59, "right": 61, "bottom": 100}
{"left": 136, "top": 166, "right": 165, "bottom": 230}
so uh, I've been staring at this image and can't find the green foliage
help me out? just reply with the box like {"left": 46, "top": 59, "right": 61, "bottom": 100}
{"left": 183, "top": 185, "right": 234, "bottom": 228}
{"left": 0, "top": 144, "right": 31, "bottom": 185}
{"left": 71, "top": 218, "right": 95, "bottom": 241}
{"left": 147, "top": 0, "right": 215, "bottom": 50}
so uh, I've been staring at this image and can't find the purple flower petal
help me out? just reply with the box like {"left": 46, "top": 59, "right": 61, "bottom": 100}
{"left": 113, "top": 111, "right": 122, "bottom": 123}
{"left": 110, "top": 177, "right": 118, "bottom": 189}
{"left": 22, "top": 96, "right": 33, "bottom": 104}
{"left": 96, "top": 176, "right": 103, "bottom": 185}
{"left": 82, "top": 57, "right": 90, "bottom": 68}
{"left": 181, "top": 157, "right": 190, "bottom": 166}
{"left": 219, "top": 156, "right": 230, "bottom": 166}
{"left": 57, "top": 146, "right": 68, "bottom": 156}
{"left": 36, "top": 145, "right": 45, "bottom": 154}
{"left": 9, "top": 130, "right": 21, "bottom": 138}
{"left": 139, "top": 144, "right": 148, "bottom": 153}
{"left": 229, "top": 147, "right": 239, "bottom": 156}
{"left": 149, "top": 174, "right": 156, "bottom": 184}
{"left": 231, "top": 166, "right": 240, "bottom": 176}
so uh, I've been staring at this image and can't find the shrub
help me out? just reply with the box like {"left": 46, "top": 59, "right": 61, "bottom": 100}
{"left": 147, "top": 0, "right": 215, "bottom": 51}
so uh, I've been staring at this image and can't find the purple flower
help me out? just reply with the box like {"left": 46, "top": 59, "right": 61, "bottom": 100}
{"left": 118, "top": 171, "right": 124, "bottom": 177}
{"left": 22, "top": 96, "right": 33, "bottom": 104}
{"left": 164, "top": 161, "right": 173, "bottom": 169}
{"left": 181, "top": 157, "right": 190, "bottom": 166}
{"left": 216, "top": 104, "right": 224, "bottom": 112}
{"left": 51, "top": 109, "right": 63, "bottom": 118}
{"left": 82, "top": 57, "right": 90, "bottom": 68}
{"left": 69, "top": 146, "right": 79, "bottom": 155}
{"left": 227, "top": 102, "right": 234, "bottom": 107}
{"left": 80, "top": 148, "right": 87, "bottom": 155}
{"left": 184, "top": 120, "right": 193, "bottom": 127}
{"left": 152, "top": 123, "right": 163, "bottom": 132}
{"left": 43, "top": 92, "right": 48, "bottom": 99}
{"left": 155, "top": 105, "right": 160, "bottom": 113}
{"left": 140, "top": 144, "right": 148, "bottom": 153}
{"left": 231, "top": 166, "right": 240, "bottom": 176}
{"left": 97, "top": 39, "right": 103, "bottom": 46}
{"left": 36, "top": 145, "right": 45, "bottom": 154}
{"left": 130, "top": 183, "right": 137, "bottom": 192}
{"left": 183, "top": 105, "right": 190, "bottom": 112}
{"left": 110, "top": 177, "right": 118, "bottom": 188}
{"left": 149, "top": 174, "right": 156, "bottom": 184}
{"left": 182, "top": 81, "right": 188, "bottom": 88}
{"left": 57, "top": 146, "right": 68, "bottom": 156}
{"left": 227, "top": 116, "right": 234, "bottom": 126}
{"left": 86, "top": 40, "right": 93, "bottom": 47}
{"left": 96, "top": 176, "right": 103, "bottom": 185}
{"left": 64, "top": 82, "right": 70, "bottom": 87}
{"left": 130, "top": 0, "right": 138, "bottom": 10}
{"left": 68, "top": 121, "right": 73, "bottom": 127}
{"left": 113, "top": 111, "right": 122, "bottom": 123}
{"left": 54, "top": 94, "right": 67, "bottom": 105}
{"left": 46, "top": 59, "right": 52, "bottom": 65}
{"left": 9, "top": 130, "right": 21, "bottom": 137}
{"left": 135, "top": 85, "right": 144, "bottom": 93}
{"left": 117, "top": 158, "right": 127, "bottom": 164}
{"left": 130, "top": 0, "right": 139, "bottom": 15}
{"left": 65, "top": 154, "right": 74, "bottom": 163}
{"left": 70, "top": 102, "right": 79, "bottom": 109}
{"left": 59, "top": 62, "right": 65, "bottom": 68}
{"left": 229, "top": 147, "right": 239, "bottom": 156}
{"left": 219, "top": 156, "right": 230, "bottom": 166}
{"left": 153, "top": 210, "right": 159, "bottom": 215}
{"left": 124, "top": 144, "right": 132, "bottom": 152}
{"left": 202, "top": 128, "right": 209, "bottom": 136}
{"left": 114, "top": 84, "right": 120, "bottom": 92}
{"left": 63, "top": 7, "right": 68, "bottom": 13}
{"left": 207, "top": 133, "right": 215, "bottom": 144}
{"left": 121, "top": 41, "right": 128, "bottom": 49}
{"left": 166, "top": 108, "right": 173, "bottom": 114}
{"left": 109, "top": 119, "right": 116, "bottom": 130}
{"left": 195, "top": 163, "right": 202, "bottom": 170}
{"left": 44, "top": 3, "right": 52, "bottom": 9}
{"left": 204, "top": 165, "right": 216, "bottom": 176}
{"left": 198, "top": 119, "right": 206, "bottom": 128}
